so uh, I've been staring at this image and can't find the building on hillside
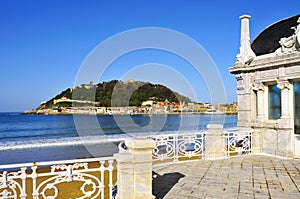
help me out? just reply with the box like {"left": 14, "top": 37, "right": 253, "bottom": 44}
{"left": 217, "top": 103, "right": 227, "bottom": 112}
{"left": 225, "top": 102, "right": 238, "bottom": 114}
{"left": 188, "top": 103, "right": 195, "bottom": 111}
{"left": 194, "top": 103, "right": 208, "bottom": 113}
{"left": 229, "top": 14, "right": 300, "bottom": 158}
{"left": 125, "top": 77, "right": 135, "bottom": 84}
{"left": 141, "top": 100, "right": 155, "bottom": 107}
{"left": 53, "top": 96, "right": 98, "bottom": 106}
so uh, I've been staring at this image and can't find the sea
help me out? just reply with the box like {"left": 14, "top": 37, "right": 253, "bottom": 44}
{"left": 0, "top": 113, "right": 237, "bottom": 165}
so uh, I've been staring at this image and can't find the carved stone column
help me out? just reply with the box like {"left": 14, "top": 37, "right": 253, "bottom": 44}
{"left": 276, "top": 80, "right": 293, "bottom": 157}
{"left": 277, "top": 80, "right": 290, "bottom": 119}
{"left": 253, "top": 83, "right": 265, "bottom": 119}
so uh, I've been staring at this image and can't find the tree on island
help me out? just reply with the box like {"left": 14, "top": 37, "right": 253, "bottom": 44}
{"left": 37, "top": 80, "right": 192, "bottom": 110}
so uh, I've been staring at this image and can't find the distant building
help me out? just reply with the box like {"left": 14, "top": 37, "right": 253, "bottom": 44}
{"left": 125, "top": 77, "right": 135, "bottom": 84}
{"left": 141, "top": 100, "right": 155, "bottom": 106}
{"left": 188, "top": 103, "right": 195, "bottom": 110}
{"left": 225, "top": 102, "right": 238, "bottom": 114}
{"left": 217, "top": 103, "right": 227, "bottom": 112}
{"left": 195, "top": 103, "right": 208, "bottom": 113}
{"left": 229, "top": 14, "right": 300, "bottom": 158}
{"left": 53, "top": 96, "right": 98, "bottom": 106}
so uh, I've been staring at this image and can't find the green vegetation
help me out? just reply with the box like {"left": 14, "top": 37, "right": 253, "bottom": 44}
{"left": 37, "top": 80, "right": 192, "bottom": 109}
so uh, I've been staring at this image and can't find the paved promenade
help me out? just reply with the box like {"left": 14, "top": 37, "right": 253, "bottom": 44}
{"left": 153, "top": 155, "right": 300, "bottom": 199}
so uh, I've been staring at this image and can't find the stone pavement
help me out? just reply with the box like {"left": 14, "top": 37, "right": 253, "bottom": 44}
{"left": 152, "top": 155, "right": 300, "bottom": 199}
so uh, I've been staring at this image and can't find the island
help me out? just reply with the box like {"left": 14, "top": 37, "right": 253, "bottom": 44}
{"left": 25, "top": 79, "right": 237, "bottom": 115}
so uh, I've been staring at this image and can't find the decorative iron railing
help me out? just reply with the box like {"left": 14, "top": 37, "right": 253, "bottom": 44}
{"left": 151, "top": 132, "right": 205, "bottom": 162}
{"left": 150, "top": 130, "right": 252, "bottom": 162}
{"left": 224, "top": 130, "right": 252, "bottom": 156}
{"left": 0, "top": 157, "right": 116, "bottom": 199}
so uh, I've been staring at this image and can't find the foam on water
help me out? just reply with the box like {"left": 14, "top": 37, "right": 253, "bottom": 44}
{"left": 0, "top": 127, "right": 238, "bottom": 151}
{"left": 0, "top": 135, "right": 123, "bottom": 151}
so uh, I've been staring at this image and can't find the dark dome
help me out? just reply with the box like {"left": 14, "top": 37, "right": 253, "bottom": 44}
{"left": 251, "top": 14, "right": 300, "bottom": 56}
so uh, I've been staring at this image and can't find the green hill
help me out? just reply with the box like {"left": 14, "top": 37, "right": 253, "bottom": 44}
{"left": 37, "top": 80, "right": 192, "bottom": 110}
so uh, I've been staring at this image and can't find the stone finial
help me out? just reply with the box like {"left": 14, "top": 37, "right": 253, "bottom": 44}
{"left": 236, "top": 15, "right": 256, "bottom": 65}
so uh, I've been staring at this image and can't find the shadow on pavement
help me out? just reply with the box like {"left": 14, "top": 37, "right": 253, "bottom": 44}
{"left": 152, "top": 171, "right": 185, "bottom": 199}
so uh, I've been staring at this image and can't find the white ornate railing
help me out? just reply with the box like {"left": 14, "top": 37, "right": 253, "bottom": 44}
{"left": 151, "top": 132, "right": 205, "bottom": 162}
{"left": 0, "top": 157, "right": 116, "bottom": 199}
{"left": 224, "top": 130, "right": 252, "bottom": 156}
{"left": 149, "top": 130, "right": 252, "bottom": 162}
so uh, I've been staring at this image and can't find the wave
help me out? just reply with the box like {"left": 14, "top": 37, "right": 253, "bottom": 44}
{"left": 0, "top": 130, "right": 187, "bottom": 151}
{"left": 0, "top": 127, "right": 238, "bottom": 151}
{"left": 0, "top": 135, "right": 124, "bottom": 151}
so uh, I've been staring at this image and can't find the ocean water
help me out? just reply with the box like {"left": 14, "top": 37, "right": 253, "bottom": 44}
{"left": 0, "top": 113, "right": 237, "bottom": 164}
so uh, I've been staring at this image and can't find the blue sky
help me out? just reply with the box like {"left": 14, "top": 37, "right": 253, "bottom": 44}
{"left": 0, "top": 0, "right": 299, "bottom": 112}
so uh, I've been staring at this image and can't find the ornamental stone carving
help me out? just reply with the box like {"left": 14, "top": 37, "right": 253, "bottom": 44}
{"left": 252, "top": 82, "right": 264, "bottom": 91}
{"left": 277, "top": 80, "right": 290, "bottom": 90}
{"left": 276, "top": 17, "right": 300, "bottom": 54}
{"left": 236, "top": 75, "right": 244, "bottom": 91}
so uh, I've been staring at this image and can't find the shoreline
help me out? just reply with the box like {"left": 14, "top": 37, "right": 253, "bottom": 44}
{"left": 24, "top": 109, "right": 237, "bottom": 116}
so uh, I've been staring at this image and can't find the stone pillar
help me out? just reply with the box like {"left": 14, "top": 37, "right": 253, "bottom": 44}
{"left": 253, "top": 83, "right": 265, "bottom": 119}
{"left": 114, "top": 138, "right": 156, "bottom": 199}
{"left": 114, "top": 152, "right": 134, "bottom": 199}
{"left": 205, "top": 124, "right": 226, "bottom": 159}
{"left": 251, "top": 129, "right": 261, "bottom": 154}
{"left": 277, "top": 129, "right": 293, "bottom": 157}
{"left": 277, "top": 80, "right": 290, "bottom": 119}
{"left": 257, "top": 90, "right": 265, "bottom": 118}
{"left": 236, "top": 15, "right": 256, "bottom": 64}
{"left": 236, "top": 73, "right": 253, "bottom": 128}
{"left": 276, "top": 80, "right": 293, "bottom": 157}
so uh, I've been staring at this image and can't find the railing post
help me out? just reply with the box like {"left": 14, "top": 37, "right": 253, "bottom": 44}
{"left": 20, "top": 167, "right": 27, "bottom": 199}
{"left": 114, "top": 138, "right": 156, "bottom": 199}
{"left": 204, "top": 124, "right": 227, "bottom": 159}
{"left": 31, "top": 166, "right": 38, "bottom": 199}
{"left": 174, "top": 135, "right": 179, "bottom": 162}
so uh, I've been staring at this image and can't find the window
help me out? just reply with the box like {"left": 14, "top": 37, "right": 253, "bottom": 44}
{"left": 268, "top": 84, "right": 281, "bottom": 119}
{"left": 295, "top": 82, "right": 300, "bottom": 134}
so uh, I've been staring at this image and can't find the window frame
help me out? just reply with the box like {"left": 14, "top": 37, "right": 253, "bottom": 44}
{"left": 268, "top": 83, "right": 282, "bottom": 120}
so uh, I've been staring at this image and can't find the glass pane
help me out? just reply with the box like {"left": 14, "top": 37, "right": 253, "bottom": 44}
{"left": 268, "top": 84, "right": 281, "bottom": 119}
{"left": 295, "top": 82, "right": 300, "bottom": 134}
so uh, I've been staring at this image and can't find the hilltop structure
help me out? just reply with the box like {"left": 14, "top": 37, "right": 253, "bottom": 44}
{"left": 230, "top": 14, "right": 300, "bottom": 158}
